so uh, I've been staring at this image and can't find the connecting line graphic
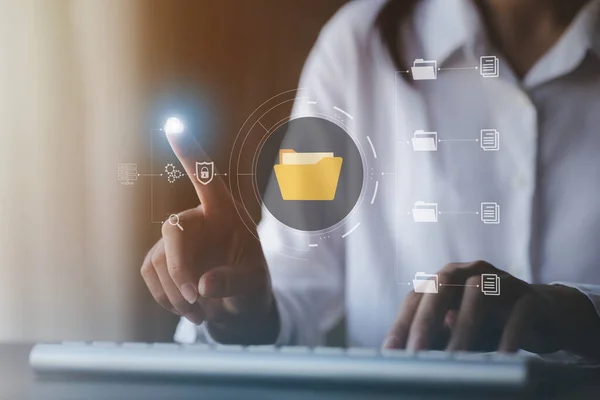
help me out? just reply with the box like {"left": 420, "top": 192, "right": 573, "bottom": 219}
{"left": 438, "top": 211, "right": 479, "bottom": 215}
{"left": 191, "top": 173, "right": 228, "bottom": 177}
{"left": 438, "top": 66, "right": 479, "bottom": 71}
{"left": 408, "top": 202, "right": 500, "bottom": 224}
{"left": 439, "top": 283, "right": 480, "bottom": 288}
{"left": 403, "top": 129, "right": 500, "bottom": 152}
{"left": 438, "top": 139, "right": 479, "bottom": 143}
{"left": 149, "top": 129, "right": 167, "bottom": 225}
{"left": 405, "top": 210, "right": 480, "bottom": 217}
{"left": 398, "top": 282, "right": 480, "bottom": 288}
{"left": 402, "top": 56, "right": 499, "bottom": 82}
{"left": 150, "top": 129, "right": 159, "bottom": 224}
{"left": 398, "top": 65, "right": 480, "bottom": 77}
{"left": 402, "top": 138, "right": 479, "bottom": 145}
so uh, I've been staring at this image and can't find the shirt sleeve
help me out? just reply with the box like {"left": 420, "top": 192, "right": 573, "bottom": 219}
{"left": 551, "top": 282, "right": 600, "bottom": 318}
{"left": 174, "top": 10, "right": 354, "bottom": 346}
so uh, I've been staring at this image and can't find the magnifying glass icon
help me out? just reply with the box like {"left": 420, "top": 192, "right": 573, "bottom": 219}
{"left": 168, "top": 214, "right": 184, "bottom": 231}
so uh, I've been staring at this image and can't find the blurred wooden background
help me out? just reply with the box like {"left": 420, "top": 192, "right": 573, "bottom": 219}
{"left": 135, "top": 0, "right": 347, "bottom": 341}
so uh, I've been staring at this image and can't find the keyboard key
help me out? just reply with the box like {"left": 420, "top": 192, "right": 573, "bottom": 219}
{"left": 151, "top": 343, "right": 179, "bottom": 350}
{"left": 91, "top": 342, "right": 118, "bottom": 348}
{"left": 416, "top": 351, "right": 452, "bottom": 360}
{"left": 313, "top": 347, "right": 346, "bottom": 356}
{"left": 452, "top": 352, "right": 493, "bottom": 362}
{"left": 380, "top": 349, "right": 416, "bottom": 359}
{"left": 346, "top": 348, "right": 379, "bottom": 357}
{"left": 214, "top": 345, "right": 245, "bottom": 352}
{"left": 180, "top": 344, "right": 212, "bottom": 352}
{"left": 247, "top": 346, "right": 278, "bottom": 353}
{"left": 122, "top": 342, "right": 150, "bottom": 349}
{"left": 279, "top": 346, "right": 312, "bottom": 355}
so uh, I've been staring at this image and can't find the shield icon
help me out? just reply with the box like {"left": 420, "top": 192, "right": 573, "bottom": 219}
{"left": 196, "top": 161, "right": 214, "bottom": 185}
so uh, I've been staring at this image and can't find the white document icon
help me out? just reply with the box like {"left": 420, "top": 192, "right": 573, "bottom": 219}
{"left": 480, "top": 129, "right": 500, "bottom": 151}
{"left": 412, "top": 201, "right": 438, "bottom": 223}
{"left": 481, "top": 274, "right": 500, "bottom": 296}
{"left": 413, "top": 272, "right": 439, "bottom": 294}
{"left": 480, "top": 56, "right": 499, "bottom": 78}
{"left": 481, "top": 202, "right": 500, "bottom": 224}
{"left": 412, "top": 130, "right": 438, "bottom": 152}
{"left": 411, "top": 59, "right": 438, "bottom": 80}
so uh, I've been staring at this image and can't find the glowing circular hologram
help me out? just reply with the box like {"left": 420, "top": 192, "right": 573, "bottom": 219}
{"left": 255, "top": 116, "right": 365, "bottom": 233}
{"left": 227, "top": 89, "right": 377, "bottom": 258}
{"left": 164, "top": 117, "right": 185, "bottom": 135}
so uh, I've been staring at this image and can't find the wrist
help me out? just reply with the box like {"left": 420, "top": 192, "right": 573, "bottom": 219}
{"left": 536, "top": 284, "right": 600, "bottom": 359}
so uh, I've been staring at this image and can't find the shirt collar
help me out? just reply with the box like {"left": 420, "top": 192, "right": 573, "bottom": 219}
{"left": 415, "top": 0, "right": 600, "bottom": 75}
{"left": 583, "top": 0, "right": 600, "bottom": 59}
{"left": 525, "top": 0, "right": 600, "bottom": 87}
{"left": 414, "top": 0, "right": 482, "bottom": 65}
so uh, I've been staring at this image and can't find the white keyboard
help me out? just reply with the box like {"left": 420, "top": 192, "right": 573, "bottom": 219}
{"left": 30, "top": 342, "right": 541, "bottom": 391}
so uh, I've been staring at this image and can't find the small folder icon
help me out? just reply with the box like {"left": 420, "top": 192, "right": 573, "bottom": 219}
{"left": 413, "top": 272, "right": 439, "bottom": 294}
{"left": 412, "top": 130, "right": 438, "bottom": 152}
{"left": 411, "top": 59, "right": 438, "bottom": 80}
{"left": 412, "top": 201, "right": 438, "bottom": 222}
{"left": 274, "top": 149, "right": 343, "bottom": 201}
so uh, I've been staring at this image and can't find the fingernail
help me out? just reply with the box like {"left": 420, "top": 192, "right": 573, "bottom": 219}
{"left": 181, "top": 283, "right": 199, "bottom": 304}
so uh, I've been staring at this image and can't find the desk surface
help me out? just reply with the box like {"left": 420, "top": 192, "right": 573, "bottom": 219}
{"left": 2, "top": 343, "right": 600, "bottom": 400}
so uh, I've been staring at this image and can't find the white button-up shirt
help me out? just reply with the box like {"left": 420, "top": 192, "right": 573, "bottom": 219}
{"left": 176, "top": 0, "right": 600, "bottom": 348}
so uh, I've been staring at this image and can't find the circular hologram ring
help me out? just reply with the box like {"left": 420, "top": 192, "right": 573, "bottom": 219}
{"left": 255, "top": 116, "right": 364, "bottom": 232}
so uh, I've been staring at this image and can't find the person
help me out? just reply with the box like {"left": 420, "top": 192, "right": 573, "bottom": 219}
{"left": 140, "top": 0, "right": 600, "bottom": 359}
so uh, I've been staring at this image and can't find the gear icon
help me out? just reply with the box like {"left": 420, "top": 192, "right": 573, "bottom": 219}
{"left": 167, "top": 175, "right": 176, "bottom": 184}
{"left": 173, "top": 170, "right": 183, "bottom": 179}
{"left": 165, "top": 163, "right": 175, "bottom": 174}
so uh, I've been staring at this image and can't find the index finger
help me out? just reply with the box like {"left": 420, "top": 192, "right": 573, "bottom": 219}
{"left": 165, "top": 127, "right": 230, "bottom": 210}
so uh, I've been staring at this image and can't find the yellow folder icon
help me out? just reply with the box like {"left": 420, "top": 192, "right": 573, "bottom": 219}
{"left": 273, "top": 149, "right": 343, "bottom": 201}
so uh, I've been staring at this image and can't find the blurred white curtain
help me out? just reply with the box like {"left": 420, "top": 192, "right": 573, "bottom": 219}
{"left": 0, "top": 0, "right": 153, "bottom": 341}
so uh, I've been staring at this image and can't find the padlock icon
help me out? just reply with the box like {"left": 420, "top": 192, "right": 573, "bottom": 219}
{"left": 196, "top": 161, "right": 214, "bottom": 185}
{"left": 200, "top": 166, "right": 209, "bottom": 179}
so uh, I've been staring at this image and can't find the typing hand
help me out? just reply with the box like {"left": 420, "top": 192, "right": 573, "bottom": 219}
{"left": 383, "top": 261, "right": 600, "bottom": 358}
{"left": 141, "top": 130, "right": 278, "bottom": 344}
